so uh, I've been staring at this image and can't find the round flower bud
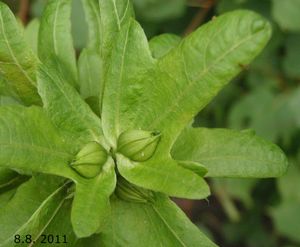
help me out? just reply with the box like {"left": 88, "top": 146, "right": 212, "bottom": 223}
{"left": 117, "top": 130, "right": 161, "bottom": 162}
{"left": 70, "top": 142, "right": 108, "bottom": 178}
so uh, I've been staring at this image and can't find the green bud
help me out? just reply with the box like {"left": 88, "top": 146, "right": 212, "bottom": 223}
{"left": 117, "top": 130, "right": 161, "bottom": 162}
{"left": 115, "top": 176, "right": 154, "bottom": 203}
{"left": 70, "top": 142, "right": 108, "bottom": 179}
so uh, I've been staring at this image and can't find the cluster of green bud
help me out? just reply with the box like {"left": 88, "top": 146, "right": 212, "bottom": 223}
{"left": 70, "top": 142, "right": 108, "bottom": 179}
{"left": 117, "top": 130, "right": 161, "bottom": 162}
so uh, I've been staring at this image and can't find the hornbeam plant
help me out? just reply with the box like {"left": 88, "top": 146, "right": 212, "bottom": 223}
{"left": 0, "top": 0, "right": 288, "bottom": 246}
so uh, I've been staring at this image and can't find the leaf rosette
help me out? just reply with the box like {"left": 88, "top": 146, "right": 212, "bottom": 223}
{"left": 0, "top": 0, "right": 288, "bottom": 245}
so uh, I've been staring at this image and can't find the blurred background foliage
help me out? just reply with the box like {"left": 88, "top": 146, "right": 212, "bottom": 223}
{"left": 5, "top": 0, "right": 300, "bottom": 246}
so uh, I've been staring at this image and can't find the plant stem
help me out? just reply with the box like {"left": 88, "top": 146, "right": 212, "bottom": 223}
{"left": 183, "top": 0, "right": 215, "bottom": 36}
{"left": 213, "top": 180, "right": 241, "bottom": 222}
{"left": 18, "top": 0, "right": 29, "bottom": 25}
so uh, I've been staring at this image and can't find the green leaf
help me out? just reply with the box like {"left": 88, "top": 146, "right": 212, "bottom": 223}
{"left": 39, "top": 0, "right": 77, "bottom": 86}
{"left": 37, "top": 62, "right": 105, "bottom": 147}
{"left": 172, "top": 127, "right": 288, "bottom": 178}
{"left": 80, "top": 0, "right": 101, "bottom": 50}
{"left": 71, "top": 0, "right": 88, "bottom": 50}
{"left": 81, "top": 0, "right": 134, "bottom": 115}
{"left": 0, "top": 175, "right": 69, "bottom": 246}
{"left": 102, "top": 19, "right": 154, "bottom": 146}
{"left": 133, "top": 0, "right": 185, "bottom": 22}
{"left": 272, "top": 0, "right": 300, "bottom": 32}
{"left": 271, "top": 201, "right": 300, "bottom": 243}
{"left": 34, "top": 199, "right": 78, "bottom": 247}
{"left": 0, "top": 106, "right": 76, "bottom": 179}
{"left": 78, "top": 48, "right": 103, "bottom": 106}
{"left": 99, "top": 194, "right": 217, "bottom": 247}
{"left": 0, "top": 188, "right": 16, "bottom": 209}
{"left": 115, "top": 10, "right": 272, "bottom": 153}
{"left": 117, "top": 154, "right": 210, "bottom": 199}
{"left": 283, "top": 34, "right": 300, "bottom": 79}
{"left": 277, "top": 162, "right": 300, "bottom": 202}
{"left": 177, "top": 161, "right": 208, "bottom": 177}
{"left": 24, "top": 19, "right": 40, "bottom": 55}
{"left": 0, "top": 2, "right": 40, "bottom": 105}
{"left": 71, "top": 158, "right": 116, "bottom": 238}
{"left": 81, "top": 0, "right": 133, "bottom": 57}
{"left": 149, "top": 33, "right": 181, "bottom": 59}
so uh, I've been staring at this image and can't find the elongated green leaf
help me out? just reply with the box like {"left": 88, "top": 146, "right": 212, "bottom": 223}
{"left": 99, "top": 194, "right": 217, "bottom": 247}
{"left": 39, "top": 0, "right": 77, "bottom": 86}
{"left": 37, "top": 62, "right": 105, "bottom": 147}
{"left": 81, "top": 0, "right": 133, "bottom": 57}
{"left": 117, "top": 154, "right": 210, "bottom": 199}
{"left": 78, "top": 48, "right": 103, "bottom": 110}
{"left": 34, "top": 200, "right": 78, "bottom": 247}
{"left": 0, "top": 175, "right": 69, "bottom": 246}
{"left": 24, "top": 19, "right": 40, "bottom": 55}
{"left": 172, "top": 127, "right": 288, "bottom": 178}
{"left": 124, "top": 10, "right": 272, "bottom": 153}
{"left": 149, "top": 33, "right": 181, "bottom": 58}
{"left": 0, "top": 106, "right": 76, "bottom": 179}
{"left": 0, "top": 2, "right": 40, "bottom": 105}
{"left": 71, "top": 158, "right": 116, "bottom": 238}
{"left": 81, "top": 0, "right": 134, "bottom": 115}
{"left": 80, "top": 0, "right": 101, "bottom": 50}
{"left": 102, "top": 19, "right": 154, "bottom": 146}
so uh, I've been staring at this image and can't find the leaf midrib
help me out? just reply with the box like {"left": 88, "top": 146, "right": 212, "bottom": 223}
{"left": 148, "top": 31, "right": 261, "bottom": 130}
{"left": 1, "top": 182, "right": 68, "bottom": 245}
{"left": 114, "top": 24, "right": 130, "bottom": 138}
{"left": 41, "top": 67, "right": 100, "bottom": 140}
{"left": 151, "top": 204, "right": 188, "bottom": 247}
{"left": 0, "top": 10, "right": 36, "bottom": 87}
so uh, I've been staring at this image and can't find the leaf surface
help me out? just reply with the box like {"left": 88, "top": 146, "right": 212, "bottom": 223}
{"left": 102, "top": 19, "right": 154, "bottom": 146}
{"left": 34, "top": 200, "right": 78, "bottom": 246}
{"left": 149, "top": 33, "right": 181, "bottom": 58}
{"left": 78, "top": 48, "right": 103, "bottom": 111}
{"left": 39, "top": 0, "right": 77, "bottom": 86}
{"left": 24, "top": 19, "right": 40, "bottom": 55}
{"left": 99, "top": 194, "right": 217, "bottom": 247}
{"left": 0, "top": 106, "right": 76, "bottom": 179}
{"left": 0, "top": 2, "right": 40, "bottom": 105}
{"left": 123, "top": 10, "right": 272, "bottom": 153}
{"left": 117, "top": 154, "right": 210, "bottom": 199}
{"left": 81, "top": 0, "right": 134, "bottom": 114}
{"left": 172, "top": 127, "right": 288, "bottom": 178}
{"left": 71, "top": 158, "right": 116, "bottom": 238}
{"left": 37, "top": 62, "right": 105, "bottom": 147}
{"left": 0, "top": 175, "right": 69, "bottom": 247}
